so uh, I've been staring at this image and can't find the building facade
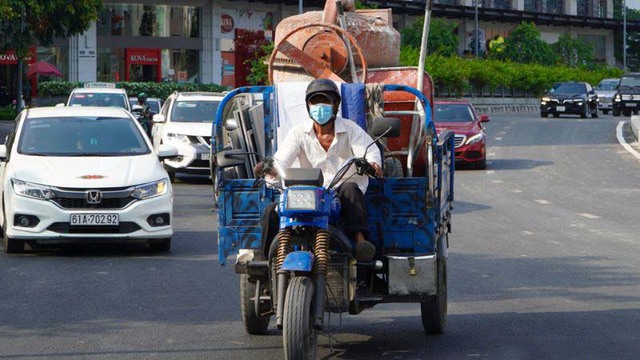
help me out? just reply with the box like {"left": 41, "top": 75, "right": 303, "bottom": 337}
{"left": 0, "top": 0, "right": 634, "bottom": 101}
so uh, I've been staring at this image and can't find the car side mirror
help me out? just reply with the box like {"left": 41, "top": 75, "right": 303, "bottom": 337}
{"left": 370, "top": 117, "right": 401, "bottom": 138}
{"left": 0, "top": 144, "right": 6, "bottom": 161}
{"left": 479, "top": 114, "right": 490, "bottom": 123}
{"left": 153, "top": 114, "right": 166, "bottom": 123}
{"left": 157, "top": 144, "right": 179, "bottom": 160}
{"left": 216, "top": 149, "right": 249, "bottom": 168}
{"left": 224, "top": 118, "right": 238, "bottom": 131}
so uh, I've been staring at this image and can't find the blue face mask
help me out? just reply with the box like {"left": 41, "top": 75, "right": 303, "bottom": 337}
{"left": 309, "top": 103, "right": 334, "bottom": 125}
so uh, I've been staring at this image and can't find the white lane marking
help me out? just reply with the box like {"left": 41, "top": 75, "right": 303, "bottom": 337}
{"left": 521, "top": 230, "right": 535, "bottom": 235}
{"left": 535, "top": 199, "right": 552, "bottom": 204}
{"left": 579, "top": 213, "right": 601, "bottom": 219}
{"left": 486, "top": 170, "right": 496, "bottom": 175}
{"left": 488, "top": 152, "right": 496, "bottom": 157}
{"left": 499, "top": 131, "right": 508, "bottom": 135}
{"left": 511, "top": 189, "right": 523, "bottom": 193}
{"left": 495, "top": 137, "right": 503, "bottom": 141}
{"left": 492, "top": 180, "right": 504, "bottom": 184}
{"left": 616, "top": 121, "right": 640, "bottom": 160}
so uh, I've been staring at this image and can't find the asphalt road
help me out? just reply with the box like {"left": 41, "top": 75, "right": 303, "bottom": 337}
{"left": 2, "top": 113, "right": 640, "bottom": 359}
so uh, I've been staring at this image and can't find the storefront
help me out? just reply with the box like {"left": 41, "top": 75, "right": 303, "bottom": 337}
{"left": 0, "top": 49, "right": 37, "bottom": 105}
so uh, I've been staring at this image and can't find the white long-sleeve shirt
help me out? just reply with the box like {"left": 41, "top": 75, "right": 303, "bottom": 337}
{"left": 271, "top": 116, "right": 381, "bottom": 194}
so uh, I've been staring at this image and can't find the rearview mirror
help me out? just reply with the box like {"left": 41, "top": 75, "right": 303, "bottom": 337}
{"left": 370, "top": 117, "right": 401, "bottom": 138}
{"left": 216, "top": 149, "right": 249, "bottom": 168}
{"left": 157, "top": 144, "right": 179, "bottom": 160}
{"left": 0, "top": 144, "right": 6, "bottom": 160}
{"left": 153, "top": 114, "right": 166, "bottom": 123}
{"left": 224, "top": 119, "right": 238, "bottom": 131}
{"left": 479, "top": 114, "right": 490, "bottom": 123}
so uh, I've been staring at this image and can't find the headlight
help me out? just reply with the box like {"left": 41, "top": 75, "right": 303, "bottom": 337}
{"left": 131, "top": 179, "right": 168, "bottom": 200}
{"left": 11, "top": 179, "right": 55, "bottom": 200}
{"left": 286, "top": 189, "right": 317, "bottom": 210}
{"left": 541, "top": 97, "right": 551, "bottom": 102}
{"left": 466, "top": 133, "right": 484, "bottom": 145}
{"left": 166, "top": 133, "right": 191, "bottom": 144}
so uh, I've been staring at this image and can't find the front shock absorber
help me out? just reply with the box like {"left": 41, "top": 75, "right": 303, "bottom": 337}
{"left": 312, "top": 229, "right": 330, "bottom": 329}
{"left": 275, "top": 229, "right": 292, "bottom": 328}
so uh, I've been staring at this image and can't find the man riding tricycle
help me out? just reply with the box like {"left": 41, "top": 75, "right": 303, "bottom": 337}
{"left": 211, "top": 2, "right": 454, "bottom": 359}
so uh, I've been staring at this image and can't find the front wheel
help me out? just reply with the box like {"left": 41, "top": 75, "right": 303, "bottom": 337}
{"left": 421, "top": 254, "right": 447, "bottom": 335}
{"left": 613, "top": 107, "right": 621, "bottom": 117}
{"left": 283, "top": 276, "right": 317, "bottom": 360}
{"left": 240, "top": 274, "right": 271, "bottom": 335}
{"left": 3, "top": 233, "right": 24, "bottom": 254}
{"left": 149, "top": 238, "right": 171, "bottom": 252}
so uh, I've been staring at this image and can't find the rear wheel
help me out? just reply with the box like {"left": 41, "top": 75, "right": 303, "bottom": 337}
{"left": 149, "top": 238, "right": 171, "bottom": 252}
{"left": 240, "top": 274, "right": 271, "bottom": 335}
{"left": 283, "top": 276, "right": 317, "bottom": 360}
{"left": 421, "top": 236, "right": 447, "bottom": 335}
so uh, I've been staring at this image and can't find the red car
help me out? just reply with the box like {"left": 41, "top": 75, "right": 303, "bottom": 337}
{"left": 434, "top": 101, "right": 489, "bottom": 169}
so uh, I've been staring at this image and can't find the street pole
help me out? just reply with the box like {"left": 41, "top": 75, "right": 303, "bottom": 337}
{"left": 474, "top": 0, "right": 479, "bottom": 57}
{"left": 299, "top": 0, "right": 303, "bottom": 14}
{"left": 623, "top": 0, "right": 627, "bottom": 72}
{"left": 15, "top": 7, "right": 25, "bottom": 115}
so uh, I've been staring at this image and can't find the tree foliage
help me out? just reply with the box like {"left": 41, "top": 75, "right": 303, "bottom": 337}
{"left": 245, "top": 42, "right": 274, "bottom": 86}
{"left": 0, "top": 0, "right": 103, "bottom": 58}
{"left": 401, "top": 17, "right": 458, "bottom": 57}
{"left": 493, "top": 21, "right": 555, "bottom": 65}
{"left": 552, "top": 33, "right": 594, "bottom": 67}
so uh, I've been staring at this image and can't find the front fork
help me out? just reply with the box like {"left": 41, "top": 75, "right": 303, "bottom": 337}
{"left": 274, "top": 228, "right": 330, "bottom": 330}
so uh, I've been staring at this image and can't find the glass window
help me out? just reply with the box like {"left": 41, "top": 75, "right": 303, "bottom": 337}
{"left": 18, "top": 116, "right": 150, "bottom": 156}
{"left": 171, "top": 100, "right": 220, "bottom": 123}
{"left": 68, "top": 93, "right": 129, "bottom": 110}
{"left": 97, "top": 48, "right": 125, "bottom": 82}
{"left": 97, "top": 4, "right": 200, "bottom": 38}
{"left": 551, "top": 83, "right": 587, "bottom": 94}
{"left": 596, "top": 79, "right": 619, "bottom": 90}
{"left": 620, "top": 77, "right": 640, "bottom": 87}
{"left": 434, "top": 104, "right": 475, "bottom": 123}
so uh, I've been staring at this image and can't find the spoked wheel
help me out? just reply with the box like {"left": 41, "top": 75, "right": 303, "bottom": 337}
{"left": 268, "top": 22, "right": 367, "bottom": 85}
{"left": 283, "top": 276, "right": 317, "bottom": 360}
{"left": 240, "top": 274, "right": 271, "bottom": 335}
{"left": 421, "top": 235, "right": 447, "bottom": 335}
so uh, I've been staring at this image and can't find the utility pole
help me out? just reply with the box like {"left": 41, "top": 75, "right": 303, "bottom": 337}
{"left": 623, "top": 0, "right": 627, "bottom": 72}
{"left": 474, "top": 0, "right": 479, "bottom": 57}
{"left": 15, "top": 6, "right": 25, "bottom": 115}
{"left": 299, "top": 0, "right": 303, "bottom": 14}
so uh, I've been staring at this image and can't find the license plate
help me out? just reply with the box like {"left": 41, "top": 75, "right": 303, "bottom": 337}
{"left": 70, "top": 213, "right": 119, "bottom": 226}
{"left": 625, "top": 103, "right": 636, "bottom": 107}
{"left": 556, "top": 106, "right": 565, "bottom": 112}
{"left": 200, "top": 153, "right": 211, "bottom": 161}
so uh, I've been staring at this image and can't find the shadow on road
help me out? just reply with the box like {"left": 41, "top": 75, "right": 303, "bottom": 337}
{"left": 452, "top": 201, "right": 492, "bottom": 215}
{"left": 485, "top": 158, "right": 553, "bottom": 171}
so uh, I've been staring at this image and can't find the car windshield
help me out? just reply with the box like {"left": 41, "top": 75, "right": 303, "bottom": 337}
{"left": 18, "top": 116, "right": 150, "bottom": 156}
{"left": 619, "top": 77, "right": 640, "bottom": 87}
{"left": 434, "top": 104, "right": 474, "bottom": 123}
{"left": 596, "top": 80, "right": 619, "bottom": 90}
{"left": 551, "top": 83, "right": 587, "bottom": 94}
{"left": 129, "top": 99, "right": 161, "bottom": 113}
{"left": 69, "top": 93, "right": 128, "bottom": 110}
{"left": 170, "top": 100, "right": 220, "bottom": 123}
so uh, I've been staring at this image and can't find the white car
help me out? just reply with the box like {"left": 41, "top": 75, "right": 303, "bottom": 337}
{"left": 0, "top": 106, "right": 178, "bottom": 253}
{"left": 66, "top": 83, "right": 131, "bottom": 112}
{"left": 151, "top": 92, "right": 224, "bottom": 182}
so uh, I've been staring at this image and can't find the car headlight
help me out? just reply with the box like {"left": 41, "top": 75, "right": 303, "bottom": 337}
{"left": 131, "top": 179, "right": 169, "bottom": 200}
{"left": 11, "top": 179, "right": 55, "bottom": 200}
{"left": 541, "top": 97, "right": 551, "bottom": 102}
{"left": 286, "top": 189, "right": 317, "bottom": 210}
{"left": 466, "top": 133, "right": 484, "bottom": 145}
{"left": 166, "top": 133, "right": 191, "bottom": 144}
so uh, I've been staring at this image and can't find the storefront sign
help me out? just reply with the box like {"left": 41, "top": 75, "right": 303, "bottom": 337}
{"left": 221, "top": 14, "right": 234, "bottom": 34}
{"left": 0, "top": 50, "right": 35, "bottom": 64}
{"left": 128, "top": 49, "right": 160, "bottom": 65}
{"left": 78, "top": 50, "right": 96, "bottom": 59}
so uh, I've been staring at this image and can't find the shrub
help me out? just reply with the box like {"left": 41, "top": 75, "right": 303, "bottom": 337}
{"left": 38, "top": 81, "right": 228, "bottom": 100}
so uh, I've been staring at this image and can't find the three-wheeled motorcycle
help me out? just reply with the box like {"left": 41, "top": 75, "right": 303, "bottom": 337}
{"left": 212, "top": 82, "right": 455, "bottom": 359}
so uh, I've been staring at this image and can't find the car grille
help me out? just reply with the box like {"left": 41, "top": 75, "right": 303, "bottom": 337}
{"left": 49, "top": 186, "right": 137, "bottom": 210}
{"left": 454, "top": 135, "right": 466, "bottom": 148}
{"left": 47, "top": 222, "right": 141, "bottom": 234}
{"left": 187, "top": 135, "right": 212, "bottom": 147}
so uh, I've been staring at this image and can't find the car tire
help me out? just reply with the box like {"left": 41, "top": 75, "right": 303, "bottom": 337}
{"left": 553, "top": 113, "right": 560, "bottom": 118}
{"left": 613, "top": 108, "right": 621, "bottom": 117}
{"left": 475, "top": 157, "right": 487, "bottom": 170}
{"left": 603, "top": 110, "right": 609, "bottom": 115}
{"left": 591, "top": 108, "right": 599, "bottom": 118}
{"left": 167, "top": 171, "right": 176, "bottom": 183}
{"left": 149, "top": 238, "right": 171, "bottom": 252}
{"left": 3, "top": 233, "right": 24, "bottom": 254}
{"left": 624, "top": 110, "right": 632, "bottom": 117}
{"left": 580, "top": 104, "right": 588, "bottom": 118}
{"left": 541, "top": 112, "right": 548, "bottom": 118}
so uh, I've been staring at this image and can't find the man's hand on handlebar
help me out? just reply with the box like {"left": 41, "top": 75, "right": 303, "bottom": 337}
{"left": 370, "top": 162, "right": 383, "bottom": 178}
{"left": 254, "top": 160, "right": 276, "bottom": 178}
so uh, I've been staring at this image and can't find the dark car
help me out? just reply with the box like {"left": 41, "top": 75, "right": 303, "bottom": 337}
{"left": 434, "top": 101, "right": 489, "bottom": 170}
{"left": 540, "top": 81, "right": 598, "bottom": 118}
{"left": 612, "top": 73, "right": 640, "bottom": 117}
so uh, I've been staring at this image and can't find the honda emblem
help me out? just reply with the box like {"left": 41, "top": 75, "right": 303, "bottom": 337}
{"left": 86, "top": 190, "right": 103, "bottom": 204}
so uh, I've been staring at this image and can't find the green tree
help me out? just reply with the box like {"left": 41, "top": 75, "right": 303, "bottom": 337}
{"left": 401, "top": 17, "right": 458, "bottom": 57}
{"left": 495, "top": 21, "right": 555, "bottom": 65}
{"left": 552, "top": 33, "right": 594, "bottom": 67}
{"left": 245, "top": 41, "right": 274, "bottom": 86}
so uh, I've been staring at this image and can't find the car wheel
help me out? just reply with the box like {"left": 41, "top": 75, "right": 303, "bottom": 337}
{"left": 624, "top": 110, "right": 632, "bottom": 117}
{"left": 167, "top": 171, "right": 176, "bottom": 183}
{"left": 553, "top": 113, "right": 560, "bottom": 118}
{"left": 591, "top": 107, "right": 599, "bottom": 118}
{"left": 603, "top": 110, "right": 609, "bottom": 115}
{"left": 475, "top": 157, "right": 487, "bottom": 170}
{"left": 613, "top": 108, "right": 621, "bottom": 117}
{"left": 580, "top": 104, "right": 588, "bottom": 118}
{"left": 541, "top": 112, "right": 548, "bottom": 118}
{"left": 149, "top": 238, "right": 171, "bottom": 252}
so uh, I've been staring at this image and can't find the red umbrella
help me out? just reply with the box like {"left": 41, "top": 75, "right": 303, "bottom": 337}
{"left": 27, "top": 60, "right": 63, "bottom": 79}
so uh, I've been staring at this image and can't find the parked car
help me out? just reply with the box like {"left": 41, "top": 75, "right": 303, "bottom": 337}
{"left": 151, "top": 91, "right": 224, "bottom": 182}
{"left": 613, "top": 73, "right": 640, "bottom": 117}
{"left": 66, "top": 83, "right": 131, "bottom": 112}
{"left": 594, "top": 78, "right": 619, "bottom": 114}
{"left": 0, "top": 106, "right": 178, "bottom": 253}
{"left": 540, "top": 81, "right": 598, "bottom": 118}
{"left": 434, "top": 100, "right": 489, "bottom": 169}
